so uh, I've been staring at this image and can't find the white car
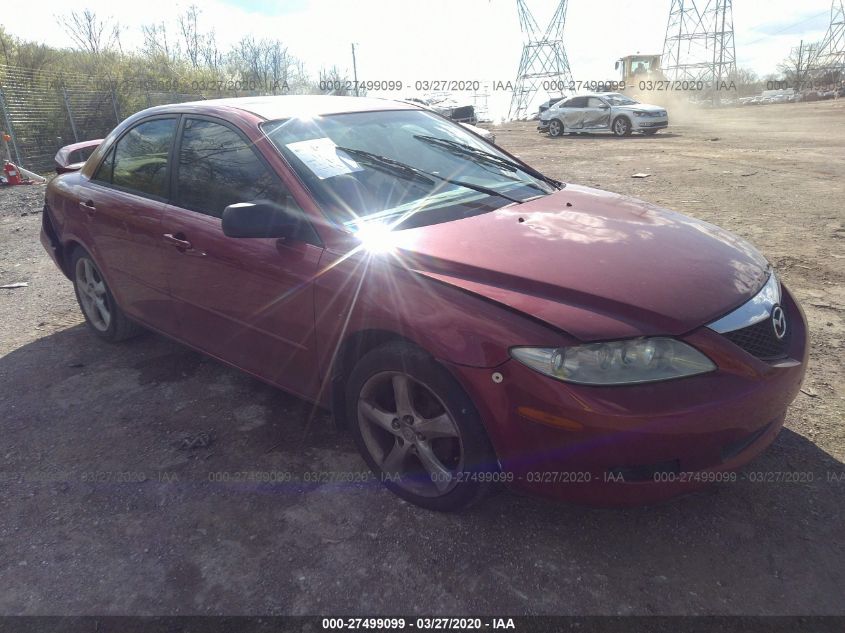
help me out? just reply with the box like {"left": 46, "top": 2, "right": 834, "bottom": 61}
{"left": 538, "top": 92, "right": 669, "bottom": 137}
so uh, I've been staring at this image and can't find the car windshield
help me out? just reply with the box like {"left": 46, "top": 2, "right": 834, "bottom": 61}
{"left": 602, "top": 94, "right": 638, "bottom": 106}
{"left": 262, "top": 109, "right": 554, "bottom": 230}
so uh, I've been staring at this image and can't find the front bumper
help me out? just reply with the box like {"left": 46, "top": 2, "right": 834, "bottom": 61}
{"left": 446, "top": 285, "right": 808, "bottom": 506}
{"left": 632, "top": 117, "right": 668, "bottom": 131}
{"left": 537, "top": 120, "right": 550, "bottom": 133}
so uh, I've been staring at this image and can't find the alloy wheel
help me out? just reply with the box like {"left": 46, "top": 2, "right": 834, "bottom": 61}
{"left": 75, "top": 257, "right": 111, "bottom": 331}
{"left": 357, "top": 371, "right": 463, "bottom": 497}
{"left": 613, "top": 117, "right": 630, "bottom": 136}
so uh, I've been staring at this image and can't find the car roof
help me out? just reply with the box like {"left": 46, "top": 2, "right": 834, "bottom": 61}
{"left": 166, "top": 95, "right": 418, "bottom": 120}
{"left": 560, "top": 93, "right": 616, "bottom": 99}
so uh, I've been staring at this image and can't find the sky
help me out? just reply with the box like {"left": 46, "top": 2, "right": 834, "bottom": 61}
{"left": 2, "top": 0, "right": 836, "bottom": 117}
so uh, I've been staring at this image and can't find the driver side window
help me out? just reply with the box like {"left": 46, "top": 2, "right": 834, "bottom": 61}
{"left": 175, "top": 118, "right": 297, "bottom": 219}
{"left": 587, "top": 97, "right": 607, "bottom": 108}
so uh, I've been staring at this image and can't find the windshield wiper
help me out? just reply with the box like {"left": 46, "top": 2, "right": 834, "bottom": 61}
{"left": 336, "top": 146, "right": 523, "bottom": 204}
{"left": 413, "top": 134, "right": 563, "bottom": 190}
{"left": 334, "top": 147, "right": 435, "bottom": 186}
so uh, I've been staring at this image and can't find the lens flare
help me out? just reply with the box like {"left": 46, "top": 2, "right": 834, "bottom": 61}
{"left": 355, "top": 222, "right": 398, "bottom": 254}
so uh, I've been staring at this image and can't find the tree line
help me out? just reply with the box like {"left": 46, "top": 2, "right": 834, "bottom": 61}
{"left": 0, "top": 7, "right": 350, "bottom": 95}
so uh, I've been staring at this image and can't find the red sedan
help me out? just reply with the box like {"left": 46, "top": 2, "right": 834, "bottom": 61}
{"left": 41, "top": 96, "right": 807, "bottom": 511}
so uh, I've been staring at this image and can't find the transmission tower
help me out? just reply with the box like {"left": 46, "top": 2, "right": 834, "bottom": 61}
{"left": 808, "top": 0, "right": 845, "bottom": 84}
{"left": 508, "top": 0, "right": 574, "bottom": 121}
{"left": 662, "top": 0, "right": 736, "bottom": 86}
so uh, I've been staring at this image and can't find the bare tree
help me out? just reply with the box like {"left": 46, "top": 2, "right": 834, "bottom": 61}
{"left": 229, "top": 37, "right": 294, "bottom": 92}
{"left": 318, "top": 66, "right": 351, "bottom": 95}
{"left": 727, "top": 67, "right": 761, "bottom": 95}
{"left": 200, "top": 30, "right": 223, "bottom": 72}
{"left": 178, "top": 5, "right": 201, "bottom": 69}
{"left": 57, "top": 10, "right": 122, "bottom": 56}
{"left": 777, "top": 42, "right": 817, "bottom": 91}
{"left": 141, "top": 21, "right": 180, "bottom": 64}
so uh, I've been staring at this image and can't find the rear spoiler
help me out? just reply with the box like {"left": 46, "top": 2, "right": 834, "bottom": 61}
{"left": 54, "top": 139, "right": 103, "bottom": 174}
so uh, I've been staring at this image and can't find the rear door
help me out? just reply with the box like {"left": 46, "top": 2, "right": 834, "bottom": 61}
{"left": 82, "top": 116, "right": 178, "bottom": 332}
{"left": 561, "top": 96, "right": 588, "bottom": 129}
{"left": 583, "top": 97, "right": 612, "bottom": 130}
{"left": 160, "top": 116, "right": 323, "bottom": 397}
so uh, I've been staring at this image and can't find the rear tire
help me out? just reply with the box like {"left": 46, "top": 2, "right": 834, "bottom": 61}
{"left": 71, "top": 248, "right": 142, "bottom": 342}
{"left": 346, "top": 342, "right": 497, "bottom": 511}
{"left": 548, "top": 118, "right": 564, "bottom": 137}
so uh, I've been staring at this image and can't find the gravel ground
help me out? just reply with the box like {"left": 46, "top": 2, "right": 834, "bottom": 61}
{"left": 0, "top": 100, "right": 843, "bottom": 616}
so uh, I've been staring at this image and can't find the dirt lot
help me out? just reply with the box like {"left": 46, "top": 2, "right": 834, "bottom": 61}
{"left": 0, "top": 100, "right": 843, "bottom": 616}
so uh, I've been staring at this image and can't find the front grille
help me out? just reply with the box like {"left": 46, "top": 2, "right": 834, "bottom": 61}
{"left": 722, "top": 317, "right": 789, "bottom": 360}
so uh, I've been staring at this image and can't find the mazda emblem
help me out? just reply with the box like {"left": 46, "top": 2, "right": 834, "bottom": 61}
{"left": 771, "top": 305, "right": 787, "bottom": 340}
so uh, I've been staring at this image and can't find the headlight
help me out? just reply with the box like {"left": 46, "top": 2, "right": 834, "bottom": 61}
{"left": 632, "top": 111, "right": 646, "bottom": 117}
{"left": 510, "top": 338, "right": 716, "bottom": 385}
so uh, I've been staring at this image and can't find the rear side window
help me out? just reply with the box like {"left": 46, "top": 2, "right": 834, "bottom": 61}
{"left": 567, "top": 97, "right": 588, "bottom": 108}
{"left": 105, "top": 118, "right": 176, "bottom": 198}
{"left": 175, "top": 118, "right": 293, "bottom": 218}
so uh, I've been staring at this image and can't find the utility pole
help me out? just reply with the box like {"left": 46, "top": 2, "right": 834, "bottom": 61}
{"left": 351, "top": 43, "right": 359, "bottom": 96}
{"left": 796, "top": 40, "right": 805, "bottom": 92}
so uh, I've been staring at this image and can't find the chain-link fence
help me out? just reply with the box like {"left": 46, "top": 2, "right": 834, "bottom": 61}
{"left": 0, "top": 64, "right": 266, "bottom": 174}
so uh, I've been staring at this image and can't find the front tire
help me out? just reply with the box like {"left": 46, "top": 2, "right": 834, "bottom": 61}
{"left": 548, "top": 118, "right": 564, "bottom": 137}
{"left": 613, "top": 116, "right": 632, "bottom": 136}
{"left": 346, "top": 342, "right": 497, "bottom": 511}
{"left": 71, "top": 248, "right": 142, "bottom": 342}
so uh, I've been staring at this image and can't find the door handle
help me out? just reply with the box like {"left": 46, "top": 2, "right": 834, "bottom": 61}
{"left": 163, "top": 233, "right": 193, "bottom": 250}
{"left": 79, "top": 200, "right": 96, "bottom": 215}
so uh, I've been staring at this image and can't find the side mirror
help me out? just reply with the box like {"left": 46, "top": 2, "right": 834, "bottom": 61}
{"left": 222, "top": 200, "right": 298, "bottom": 238}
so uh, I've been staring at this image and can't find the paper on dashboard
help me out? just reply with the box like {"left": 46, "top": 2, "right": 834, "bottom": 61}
{"left": 285, "top": 137, "right": 363, "bottom": 180}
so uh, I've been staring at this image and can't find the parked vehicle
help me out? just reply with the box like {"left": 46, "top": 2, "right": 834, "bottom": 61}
{"left": 42, "top": 95, "right": 807, "bottom": 511}
{"left": 538, "top": 92, "right": 668, "bottom": 137}
{"left": 54, "top": 139, "right": 103, "bottom": 174}
{"left": 403, "top": 99, "right": 494, "bottom": 143}
{"left": 405, "top": 95, "right": 478, "bottom": 125}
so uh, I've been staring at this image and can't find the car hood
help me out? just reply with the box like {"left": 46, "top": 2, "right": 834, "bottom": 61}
{"left": 394, "top": 185, "right": 768, "bottom": 341}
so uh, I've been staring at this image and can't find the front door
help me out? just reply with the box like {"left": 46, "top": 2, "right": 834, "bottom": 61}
{"left": 160, "top": 116, "right": 323, "bottom": 398}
